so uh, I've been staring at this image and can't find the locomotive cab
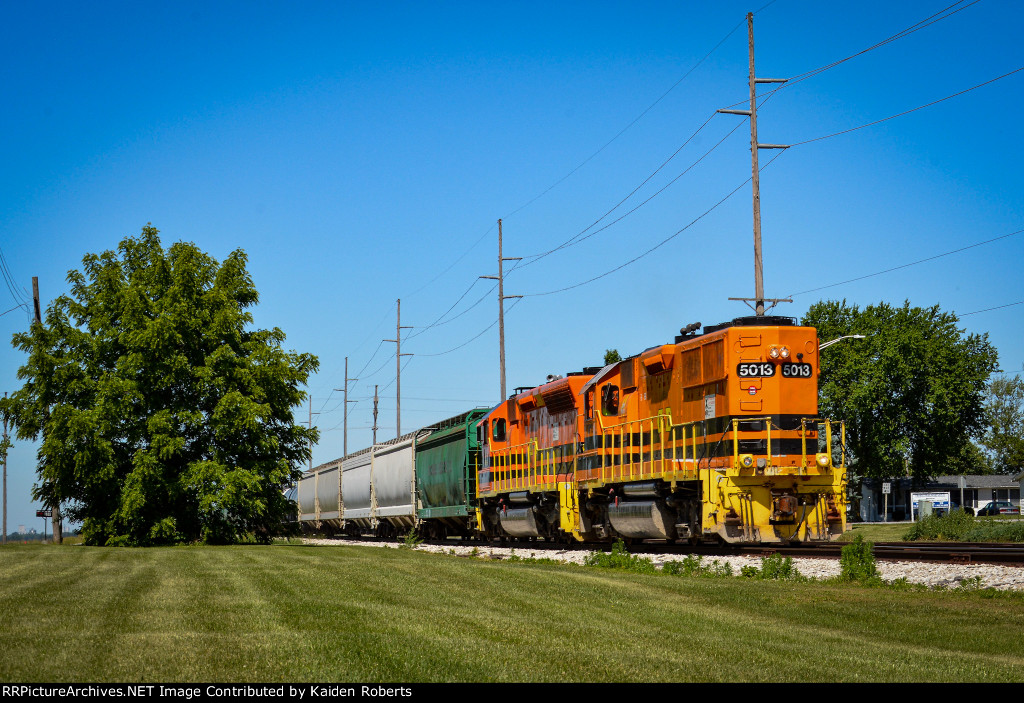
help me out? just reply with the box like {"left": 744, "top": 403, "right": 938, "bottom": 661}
{"left": 476, "top": 372, "right": 596, "bottom": 542}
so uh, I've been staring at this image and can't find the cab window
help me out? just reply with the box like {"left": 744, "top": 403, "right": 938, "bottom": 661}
{"left": 492, "top": 417, "right": 507, "bottom": 442}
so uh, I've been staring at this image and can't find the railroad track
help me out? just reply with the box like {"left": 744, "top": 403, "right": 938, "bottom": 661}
{"left": 712, "top": 541, "right": 1024, "bottom": 566}
{"left": 308, "top": 534, "right": 1024, "bottom": 566}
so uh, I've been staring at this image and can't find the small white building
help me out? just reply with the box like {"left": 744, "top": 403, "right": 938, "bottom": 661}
{"left": 858, "top": 474, "right": 1022, "bottom": 522}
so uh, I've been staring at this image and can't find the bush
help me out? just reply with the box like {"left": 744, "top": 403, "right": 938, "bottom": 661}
{"left": 399, "top": 530, "right": 423, "bottom": 550}
{"left": 903, "top": 509, "right": 976, "bottom": 541}
{"left": 662, "top": 555, "right": 733, "bottom": 578}
{"left": 964, "top": 521, "right": 1024, "bottom": 543}
{"left": 584, "top": 540, "right": 657, "bottom": 574}
{"left": 839, "top": 534, "right": 881, "bottom": 583}
{"left": 739, "top": 553, "right": 803, "bottom": 581}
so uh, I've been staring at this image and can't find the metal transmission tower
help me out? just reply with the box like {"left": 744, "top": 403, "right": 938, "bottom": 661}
{"left": 480, "top": 219, "right": 521, "bottom": 401}
{"left": 719, "top": 12, "right": 792, "bottom": 316}
{"left": 383, "top": 299, "right": 412, "bottom": 437}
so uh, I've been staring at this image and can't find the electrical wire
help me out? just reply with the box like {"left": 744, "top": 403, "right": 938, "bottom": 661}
{"left": 388, "top": 8, "right": 767, "bottom": 335}
{"left": 499, "top": 6, "right": 769, "bottom": 221}
{"left": 960, "top": 301, "right": 1024, "bottom": 317}
{"left": 719, "top": 0, "right": 981, "bottom": 111}
{"left": 513, "top": 111, "right": 723, "bottom": 266}
{"left": 316, "top": 307, "right": 392, "bottom": 413}
{"left": 407, "top": 281, "right": 498, "bottom": 338}
{"left": 324, "top": 1, "right": 999, "bottom": 384}
{"left": 0, "top": 248, "right": 31, "bottom": 308}
{"left": 789, "top": 67, "right": 1024, "bottom": 147}
{"left": 331, "top": 5, "right": 780, "bottom": 359}
{"left": 0, "top": 303, "right": 28, "bottom": 318}
{"left": 519, "top": 131, "right": 788, "bottom": 298}
{"left": 413, "top": 298, "right": 525, "bottom": 357}
{"left": 405, "top": 277, "right": 484, "bottom": 340}
{"left": 515, "top": 115, "right": 746, "bottom": 268}
{"left": 405, "top": 222, "right": 496, "bottom": 298}
{"left": 787, "top": 229, "right": 1024, "bottom": 298}
{"left": 377, "top": 354, "right": 415, "bottom": 394}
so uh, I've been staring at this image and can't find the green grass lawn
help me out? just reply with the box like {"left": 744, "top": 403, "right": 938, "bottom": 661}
{"left": 839, "top": 522, "right": 915, "bottom": 542}
{"left": 2, "top": 543, "right": 1023, "bottom": 682}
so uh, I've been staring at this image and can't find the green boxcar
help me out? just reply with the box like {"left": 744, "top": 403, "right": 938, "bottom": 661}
{"left": 415, "top": 408, "right": 491, "bottom": 533}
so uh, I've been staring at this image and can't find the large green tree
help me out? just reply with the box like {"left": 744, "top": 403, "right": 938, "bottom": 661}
{"left": 0, "top": 226, "right": 318, "bottom": 545}
{"left": 803, "top": 300, "right": 997, "bottom": 480}
{"left": 979, "top": 372, "right": 1024, "bottom": 474}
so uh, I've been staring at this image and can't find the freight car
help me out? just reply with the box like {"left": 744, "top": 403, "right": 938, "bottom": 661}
{"left": 477, "top": 316, "right": 847, "bottom": 544}
{"left": 296, "top": 316, "right": 847, "bottom": 545}
{"left": 297, "top": 409, "right": 488, "bottom": 537}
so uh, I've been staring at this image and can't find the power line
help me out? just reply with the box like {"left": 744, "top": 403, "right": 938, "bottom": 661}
{"left": 960, "top": 301, "right": 1024, "bottom": 317}
{"left": 499, "top": 7, "right": 770, "bottom": 221}
{"left": 523, "top": 117, "right": 748, "bottom": 268}
{"left": 407, "top": 281, "right": 498, "bottom": 339}
{"left": 322, "top": 1, "right": 1000, "bottom": 383}
{"left": 786, "top": 229, "right": 1024, "bottom": 298}
{"left": 522, "top": 151, "right": 787, "bottom": 297}
{"left": 720, "top": 0, "right": 980, "bottom": 111}
{"left": 514, "top": 112, "right": 727, "bottom": 267}
{"left": 414, "top": 298, "right": 524, "bottom": 357}
{"left": 405, "top": 278, "right": 484, "bottom": 340}
{"left": 316, "top": 308, "right": 392, "bottom": 413}
{"left": 378, "top": 354, "right": 415, "bottom": 395}
{"left": 0, "top": 303, "right": 28, "bottom": 318}
{"left": 0, "top": 249, "right": 31, "bottom": 308}
{"left": 405, "top": 222, "right": 496, "bottom": 298}
{"left": 790, "top": 66, "right": 1024, "bottom": 147}
{"left": 784, "top": 1, "right": 977, "bottom": 88}
{"left": 326, "top": 7, "right": 788, "bottom": 361}
{"left": 389, "top": 5, "right": 780, "bottom": 332}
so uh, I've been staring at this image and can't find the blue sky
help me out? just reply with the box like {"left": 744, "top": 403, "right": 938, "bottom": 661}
{"left": 1, "top": 1, "right": 1021, "bottom": 533}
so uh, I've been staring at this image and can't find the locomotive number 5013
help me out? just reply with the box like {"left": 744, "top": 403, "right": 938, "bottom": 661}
{"left": 736, "top": 362, "right": 813, "bottom": 378}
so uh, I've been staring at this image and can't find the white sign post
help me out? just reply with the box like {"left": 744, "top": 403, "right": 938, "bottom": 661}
{"left": 882, "top": 482, "right": 891, "bottom": 522}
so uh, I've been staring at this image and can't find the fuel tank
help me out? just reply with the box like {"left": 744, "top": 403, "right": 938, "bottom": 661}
{"left": 498, "top": 507, "right": 541, "bottom": 537}
{"left": 607, "top": 500, "right": 677, "bottom": 539}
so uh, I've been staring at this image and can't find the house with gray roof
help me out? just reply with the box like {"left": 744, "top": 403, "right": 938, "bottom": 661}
{"left": 856, "top": 474, "right": 1023, "bottom": 522}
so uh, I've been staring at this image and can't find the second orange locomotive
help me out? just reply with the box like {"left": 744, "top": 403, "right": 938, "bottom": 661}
{"left": 476, "top": 316, "right": 847, "bottom": 544}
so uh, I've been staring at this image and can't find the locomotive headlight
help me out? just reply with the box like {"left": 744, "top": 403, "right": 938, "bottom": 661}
{"left": 816, "top": 453, "right": 831, "bottom": 468}
{"left": 768, "top": 346, "right": 781, "bottom": 359}
{"left": 780, "top": 346, "right": 790, "bottom": 359}
{"left": 739, "top": 454, "right": 755, "bottom": 469}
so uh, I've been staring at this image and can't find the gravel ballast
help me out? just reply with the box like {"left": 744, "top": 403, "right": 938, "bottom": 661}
{"left": 301, "top": 537, "right": 1024, "bottom": 591}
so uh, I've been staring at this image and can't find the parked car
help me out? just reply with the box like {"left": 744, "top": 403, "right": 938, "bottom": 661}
{"left": 976, "top": 501, "right": 1021, "bottom": 516}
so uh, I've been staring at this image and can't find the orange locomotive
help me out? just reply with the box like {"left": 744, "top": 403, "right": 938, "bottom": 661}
{"left": 476, "top": 316, "right": 847, "bottom": 544}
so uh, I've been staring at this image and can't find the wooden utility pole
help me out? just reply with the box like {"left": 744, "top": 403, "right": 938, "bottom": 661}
{"left": 480, "top": 220, "right": 521, "bottom": 401}
{"left": 719, "top": 13, "right": 791, "bottom": 316}
{"left": 3, "top": 393, "right": 7, "bottom": 546}
{"left": 32, "top": 277, "right": 41, "bottom": 325}
{"left": 307, "top": 399, "right": 320, "bottom": 475}
{"left": 334, "top": 357, "right": 358, "bottom": 458}
{"left": 383, "top": 299, "right": 412, "bottom": 438}
{"left": 32, "top": 277, "right": 61, "bottom": 543}
{"left": 372, "top": 385, "right": 379, "bottom": 446}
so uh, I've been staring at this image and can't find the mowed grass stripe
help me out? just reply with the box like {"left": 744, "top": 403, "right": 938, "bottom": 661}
{"left": 1, "top": 544, "right": 1023, "bottom": 682}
